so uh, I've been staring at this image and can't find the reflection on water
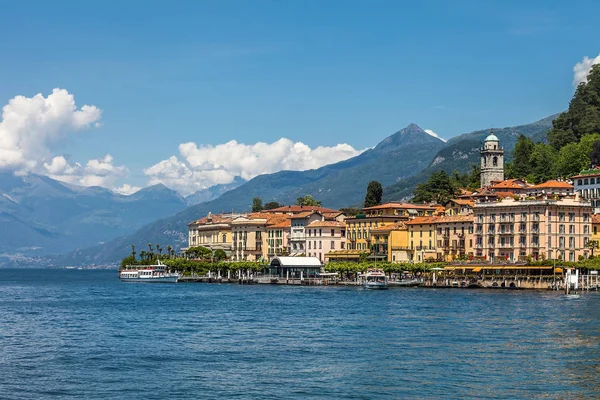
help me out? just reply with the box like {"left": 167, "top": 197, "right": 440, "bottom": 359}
{"left": 0, "top": 269, "right": 599, "bottom": 399}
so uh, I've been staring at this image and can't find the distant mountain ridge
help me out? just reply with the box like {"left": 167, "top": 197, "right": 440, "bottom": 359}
{"left": 381, "top": 114, "right": 559, "bottom": 202}
{"left": 56, "top": 124, "right": 452, "bottom": 266}
{"left": 0, "top": 174, "right": 190, "bottom": 262}
{"left": 185, "top": 176, "right": 246, "bottom": 206}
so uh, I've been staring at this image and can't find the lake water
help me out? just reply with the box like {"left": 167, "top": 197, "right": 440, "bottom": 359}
{"left": 1, "top": 269, "right": 599, "bottom": 399}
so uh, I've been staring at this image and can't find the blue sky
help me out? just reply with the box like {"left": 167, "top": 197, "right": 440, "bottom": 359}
{"left": 0, "top": 0, "right": 598, "bottom": 194}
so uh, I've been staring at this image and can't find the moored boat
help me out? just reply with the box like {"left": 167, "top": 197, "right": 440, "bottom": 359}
{"left": 362, "top": 268, "right": 388, "bottom": 290}
{"left": 119, "top": 260, "right": 179, "bottom": 283}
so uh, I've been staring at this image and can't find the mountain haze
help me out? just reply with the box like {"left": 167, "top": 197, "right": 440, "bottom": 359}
{"left": 0, "top": 174, "right": 189, "bottom": 261}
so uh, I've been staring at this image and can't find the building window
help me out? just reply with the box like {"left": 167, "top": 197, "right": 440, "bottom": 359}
{"left": 319, "top": 241, "right": 322, "bottom": 249}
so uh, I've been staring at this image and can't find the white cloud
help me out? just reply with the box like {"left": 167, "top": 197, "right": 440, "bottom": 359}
{"left": 424, "top": 129, "right": 447, "bottom": 143}
{"left": 0, "top": 88, "right": 102, "bottom": 171}
{"left": 145, "top": 139, "right": 364, "bottom": 196}
{"left": 113, "top": 184, "right": 142, "bottom": 195}
{"left": 43, "top": 154, "right": 128, "bottom": 188}
{"left": 573, "top": 54, "right": 600, "bottom": 87}
{"left": 0, "top": 88, "right": 134, "bottom": 192}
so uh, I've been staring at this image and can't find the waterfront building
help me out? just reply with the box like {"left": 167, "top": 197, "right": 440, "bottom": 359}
{"left": 434, "top": 215, "right": 474, "bottom": 261}
{"left": 572, "top": 168, "right": 600, "bottom": 212}
{"left": 289, "top": 211, "right": 327, "bottom": 256}
{"left": 480, "top": 129, "right": 504, "bottom": 188}
{"left": 405, "top": 216, "right": 439, "bottom": 262}
{"left": 186, "top": 212, "right": 239, "bottom": 256}
{"left": 369, "top": 222, "right": 410, "bottom": 262}
{"left": 266, "top": 219, "right": 291, "bottom": 257}
{"left": 268, "top": 256, "right": 323, "bottom": 279}
{"left": 231, "top": 213, "right": 289, "bottom": 261}
{"left": 474, "top": 196, "right": 592, "bottom": 262}
{"left": 305, "top": 220, "right": 346, "bottom": 263}
{"left": 345, "top": 202, "right": 438, "bottom": 254}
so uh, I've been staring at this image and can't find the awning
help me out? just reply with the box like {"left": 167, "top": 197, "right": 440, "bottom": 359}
{"left": 554, "top": 267, "right": 563, "bottom": 273}
{"left": 472, "top": 267, "right": 482, "bottom": 272}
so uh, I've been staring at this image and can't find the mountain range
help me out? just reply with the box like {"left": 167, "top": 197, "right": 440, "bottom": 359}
{"left": 52, "top": 116, "right": 556, "bottom": 267}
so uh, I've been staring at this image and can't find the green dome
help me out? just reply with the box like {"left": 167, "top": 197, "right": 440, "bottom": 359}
{"left": 485, "top": 134, "right": 499, "bottom": 142}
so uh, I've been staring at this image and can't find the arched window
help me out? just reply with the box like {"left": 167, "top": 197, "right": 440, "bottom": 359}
{"left": 578, "top": 179, "right": 583, "bottom": 185}
{"left": 493, "top": 156, "right": 498, "bottom": 166}
{"left": 585, "top": 179, "right": 589, "bottom": 185}
{"left": 592, "top": 178, "right": 596, "bottom": 184}
{"left": 483, "top": 157, "right": 487, "bottom": 166}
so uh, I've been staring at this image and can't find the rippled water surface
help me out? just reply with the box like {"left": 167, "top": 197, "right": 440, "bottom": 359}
{"left": 1, "top": 269, "right": 600, "bottom": 399}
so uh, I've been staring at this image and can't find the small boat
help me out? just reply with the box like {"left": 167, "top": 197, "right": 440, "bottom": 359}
{"left": 119, "top": 260, "right": 179, "bottom": 283}
{"left": 388, "top": 272, "right": 422, "bottom": 287}
{"left": 362, "top": 268, "right": 388, "bottom": 290}
{"left": 387, "top": 278, "right": 421, "bottom": 287}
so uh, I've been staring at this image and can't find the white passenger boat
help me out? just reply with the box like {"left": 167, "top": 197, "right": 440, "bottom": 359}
{"left": 119, "top": 260, "right": 179, "bottom": 283}
{"left": 362, "top": 268, "right": 388, "bottom": 290}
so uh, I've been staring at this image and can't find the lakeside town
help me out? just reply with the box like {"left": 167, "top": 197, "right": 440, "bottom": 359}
{"left": 126, "top": 131, "right": 600, "bottom": 290}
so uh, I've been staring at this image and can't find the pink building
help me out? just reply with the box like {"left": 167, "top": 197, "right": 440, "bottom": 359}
{"left": 305, "top": 220, "right": 346, "bottom": 263}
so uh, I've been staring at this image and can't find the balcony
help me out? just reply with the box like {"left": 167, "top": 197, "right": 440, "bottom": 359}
{"left": 532, "top": 215, "right": 541, "bottom": 222}
{"left": 499, "top": 230, "right": 514, "bottom": 235}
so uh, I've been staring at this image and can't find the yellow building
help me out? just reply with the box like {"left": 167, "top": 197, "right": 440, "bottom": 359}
{"left": 231, "top": 213, "right": 289, "bottom": 261}
{"left": 370, "top": 222, "right": 410, "bottom": 262}
{"left": 186, "top": 212, "right": 236, "bottom": 256}
{"left": 434, "top": 215, "right": 474, "bottom": 261}
{"left": 345, "top": 203, "right": 438, "bottom": 254}
{"left": 405, "top": 216, "right": 439, "bottom": 262}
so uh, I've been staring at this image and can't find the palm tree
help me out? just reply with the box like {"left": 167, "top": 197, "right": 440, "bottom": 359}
{"left": 140, "top": 250, "right": 146, "bottom": 261}
{"left": 156, "top": 244, "right": 162, "bottom": 256}
{"left": 131, "top": 244, "right": 136, "bottom": 259}
{"left": 166, "top": 245, "right": 172, "bottom": 258}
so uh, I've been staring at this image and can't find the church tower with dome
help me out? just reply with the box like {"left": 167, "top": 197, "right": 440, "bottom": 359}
{"left": 480, "top": 129, "right": 504, "bottom": 188}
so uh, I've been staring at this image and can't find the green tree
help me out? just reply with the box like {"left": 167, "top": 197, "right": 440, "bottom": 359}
{"left": 263, "top": 201, "right": 281, "bottom": 210}
{"left": 527, "top": 143, "right": 557, "bottom": 183}
{"left": 296, "top": 195, "right": 322, "bottom": 207}
{"left": 512, "top": 134, "right": 535, "bottom": 178}
{"left": 412, "top": 170, "right": 458, "bottom": 204}
{"left": 548, "top": 64, "right": 600, "bottom": 149}
{"left": 364, "top": 180, "right": 383, "bottom": 207}
{"left": 252, "top": 197, "right": 263, "bottom": 212}
{"left": 213, "top": 249, "right": 227, "bottom": 261}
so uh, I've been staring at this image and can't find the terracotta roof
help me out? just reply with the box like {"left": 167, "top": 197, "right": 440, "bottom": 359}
{"left": 489, "top": 179, "right": 531, "bottom": 190}
{"left": 447, "top": 198, "right": 474, "bottom": 207}
{"left": 370, "top": 222, "right": 407, "bottom": 232}
{"left": 307, "top": 220, "right": 346, "bottom": 228}
{"left": 267, "top": 219, "right": 291, "bottom": 228}
{"left": 531, "top": 180, "right": 574, "bottom": 189}
{"left": 188, "top": 213, "right": 234, "bottom": 226}
{"left": 362, "top": 202, "right": 437, "bottom": 211}
{"left": 435, "top": 215, "right": 474, "bottom": 223}
{"left": 290, "top": 211, "right": 322, "bottom": 219}
{"left": 262, "top": 205, "right": 339, "bottom": 214}
{"left": 322, "top": 212, "right": 343, "bottom": 219}
{"left": 405, "top": 216, "right": 439, "bottom": 225}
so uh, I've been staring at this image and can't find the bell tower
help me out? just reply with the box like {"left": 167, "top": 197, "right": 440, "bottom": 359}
{"left": 480, "top": 129, "right": 504, "bottom": 188}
